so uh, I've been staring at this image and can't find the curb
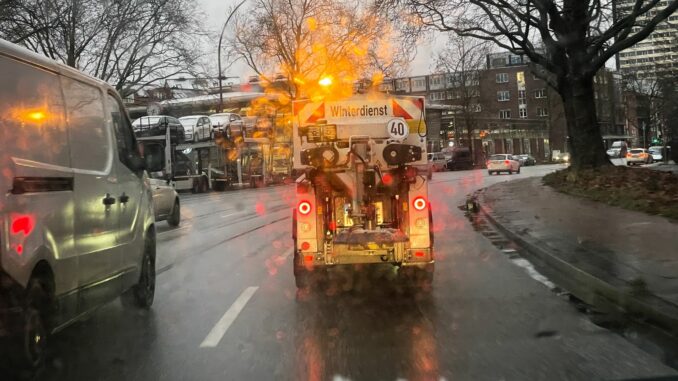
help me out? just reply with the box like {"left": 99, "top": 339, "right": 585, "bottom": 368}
{"left": 477, "top": 189, "right": 678, "bottom": 335}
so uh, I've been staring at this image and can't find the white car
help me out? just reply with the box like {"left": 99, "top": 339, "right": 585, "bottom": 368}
{"left": 487, "top": 154, "right": 521, "bottom": 175}
{"left": 427, "top": 152, "right": 448, "bottom": 172}
{"left": 149, "top": 176, "right": 181, "bottom": 226}
{"left": 648, "top": 146, "right": 664, "bottom": 162}
{"left": 0, "top": 39, "right": 157, "bottom": 367}
{"left": 209, "top": 112, "right": 244, "bottom": 137}
{"left": 179, "top": 115, "right": 212, "bottom": 142}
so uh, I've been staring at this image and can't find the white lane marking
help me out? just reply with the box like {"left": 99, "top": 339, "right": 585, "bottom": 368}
{"left": 280, "top": 248, "right": 293, "bottom": 260}
{"left": 200, "top": 286, "right": 259, "bottom": 348}
{"left": 510, "top": 258, "right": 556, "bottom": 290}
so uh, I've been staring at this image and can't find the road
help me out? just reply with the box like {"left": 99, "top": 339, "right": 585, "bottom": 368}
{"left": 37, "top": 164, "right": 676, "bottom": 381}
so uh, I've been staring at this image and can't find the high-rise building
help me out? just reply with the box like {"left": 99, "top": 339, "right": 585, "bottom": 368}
{"left": 615, "top": 0, "right": 678, "bottom": 79}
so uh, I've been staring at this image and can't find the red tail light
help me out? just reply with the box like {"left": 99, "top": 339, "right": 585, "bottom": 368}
{"left": 486, "top": 161, "right": 490, "bottom": 167}
{"left": 626, "top": 153, "right": 632, "bottom": 158}
{"left": 298, "top": 200, "right": 312, "bottom": 215}
{"left": 413, "top": 196, "right": 427, "bottom": 211}
{"left": 11, "top": 214, "right": 34, "bottom": 236}
{"left": 504, "top": 160, "right": 510, "bottom": 165}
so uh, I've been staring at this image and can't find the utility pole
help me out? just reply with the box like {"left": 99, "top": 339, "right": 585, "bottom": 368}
{"left": 218, "top": 0, "right": 248, "bottom": 112}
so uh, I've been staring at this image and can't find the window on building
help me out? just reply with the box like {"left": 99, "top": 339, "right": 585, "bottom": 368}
{"left": 519, "top": 90, "right": 526, "bottom": 99}
{"left": 519, "top": 108, "right": 527, "bottom": 118}
{"left": 499, "top": 110, "right": 511, "bottom": 119}
{"left": 537, "top": 107, "right": 549, "bottom": 117}
{"left": 496, "top": 73, "right": 509, "bottom": 83}
{"left": 497, "top": 90, "right": 510, "bottom": 101}
{"left": 534, "top": 89, "right": 547, "bottom": 98}
{"left": 471, "top": 104, "right": 482, "bottom": 113}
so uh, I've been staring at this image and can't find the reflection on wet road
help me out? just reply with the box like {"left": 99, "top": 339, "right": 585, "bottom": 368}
{"left": 35, "top": 165, "right": 677, "bottom": 380}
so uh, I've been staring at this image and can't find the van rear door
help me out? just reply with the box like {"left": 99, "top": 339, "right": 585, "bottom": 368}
{"left": 0, "top": 54, "right": 78, "bottom": 322}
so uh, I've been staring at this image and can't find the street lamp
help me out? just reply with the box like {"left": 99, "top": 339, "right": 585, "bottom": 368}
{"left": 217, "top": 0, "right": 248, "bottom": 113}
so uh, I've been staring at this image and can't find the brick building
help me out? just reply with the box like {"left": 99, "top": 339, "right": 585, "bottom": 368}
{"left": 380, "top": 52, "right": 632, "bottom": 163}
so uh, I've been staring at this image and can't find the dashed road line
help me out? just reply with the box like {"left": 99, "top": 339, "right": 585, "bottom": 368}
{"left": 200, "top": 286, "right": 259, "bottom": 348}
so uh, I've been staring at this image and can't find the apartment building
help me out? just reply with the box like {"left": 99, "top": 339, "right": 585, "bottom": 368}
{"left": 615, "top": 0, "right": 678, "bottom": 79}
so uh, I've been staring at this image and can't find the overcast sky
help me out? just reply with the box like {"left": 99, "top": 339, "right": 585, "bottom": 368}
{"left": 197, "top": 0, "right": 440, "bottom": 81}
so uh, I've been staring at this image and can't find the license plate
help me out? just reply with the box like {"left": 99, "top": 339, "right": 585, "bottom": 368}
{"left": 632, "top": 155, "right": 638, "bottom": 158}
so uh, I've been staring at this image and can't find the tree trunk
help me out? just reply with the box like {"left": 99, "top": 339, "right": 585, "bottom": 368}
{"left": 558, "top": 76, "right": 611, "bottom": 170}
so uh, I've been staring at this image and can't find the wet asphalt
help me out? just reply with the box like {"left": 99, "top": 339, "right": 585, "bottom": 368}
{"left": 30, "top": 164, "right": 678, "bottom": 381}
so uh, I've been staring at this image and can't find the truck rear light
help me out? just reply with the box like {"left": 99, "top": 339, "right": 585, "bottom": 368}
{"left": 415, "top": 218, "right": 427, "bottom": 228}
{"left": 504, "top": 160, "right": 510, "bottom": 165}
{"left": 298, "top": 201, "right": 312, "bottom": 215}
{"left": 413, "top": 197, "right": 427, "bottom": 211}
{"left": 414, "top": 251, "right": 425, "bottom": 257}
{"left": 301, "top": 241, "right": 310, "bottom": 250}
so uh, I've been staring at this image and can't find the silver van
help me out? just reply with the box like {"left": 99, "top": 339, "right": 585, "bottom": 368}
{"left": 0, "top": 39, "right": 157, "bottom": 368}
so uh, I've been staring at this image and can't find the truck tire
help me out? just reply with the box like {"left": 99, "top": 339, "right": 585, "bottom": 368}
{"left": 293, "top": 251, "right": 310, "bottom": 289}
{"left": 198, "top": 177, "right": 209, "bottom": 193}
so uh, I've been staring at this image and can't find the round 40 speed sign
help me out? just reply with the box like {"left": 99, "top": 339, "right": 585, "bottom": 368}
{"left": 386, "top": 118, "right": 409, "bottom": 140}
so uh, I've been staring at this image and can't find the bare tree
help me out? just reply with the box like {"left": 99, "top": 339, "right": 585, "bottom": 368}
{"left": 434, "top": 35, "right": 491, "bottom": 163}
{"left": 1, "top": 0, "right": 205, "bottom": 97}
{"left": 229, "top": 0, "right": 413, "bottom": 99}
{"left": 380, "top": 0, "right": 678, "bottom": 170}
{"left": 625, "top": 73, "right": 678, "bottom": 161}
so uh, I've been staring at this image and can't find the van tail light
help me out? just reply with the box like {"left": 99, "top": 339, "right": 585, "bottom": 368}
{"left": 626, "top": 153, "right": 632, "bottom": 158}
{"left": 486, "top": 160, "right": 490, "bottom": 167}
{"left": 298, "top": 200, "right": 312, "bottom": 215}
{"left": 504, "top": 160, "right": 510, "bottom": 165}
{"left": 413, "top": 196, "right": 427, "bottom": 211}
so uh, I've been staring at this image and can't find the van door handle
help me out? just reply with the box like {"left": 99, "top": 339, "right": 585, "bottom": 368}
{"left": 102, "top": 193, "right": 116, "bottom": 205}
{"left": 119, "top": 193, "right": 129, "bottom": 203}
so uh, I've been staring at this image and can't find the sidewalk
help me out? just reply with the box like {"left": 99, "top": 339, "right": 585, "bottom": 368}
{"left": 647, "top": 160, "right": 678, "bottom": 175}
{"left": 478, "top": 177, "right": 678, "bottom": 332}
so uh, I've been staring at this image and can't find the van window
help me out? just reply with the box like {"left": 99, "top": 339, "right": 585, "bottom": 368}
{"left": 107, "top": 93, "right": 139, "bottom": 170}
{"left": 61, "top": 77, "right": 110, "bottom": 172}
{"left": 0, "top": 55, "right": 70, "bottom": 168}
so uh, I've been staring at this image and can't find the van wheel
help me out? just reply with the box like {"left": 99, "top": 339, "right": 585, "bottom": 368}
{"left": 125, "top": 231, "right": 156, "bottom": 309}
{"left": 167, "top": 200, "right": 180, "bottom": 227}
{"left": 11, "top": 275, "right": 53, "bottom": 370}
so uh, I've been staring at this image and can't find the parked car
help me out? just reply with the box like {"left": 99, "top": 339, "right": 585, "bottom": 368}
{"left": 0, "top": 39, "right": 157, "bottom": 368}
{"left": 445, "top": 147, "right": 474, "bottom": 170}
{"left": 626, "top": 148, "right": 652, "bottom": 165}
{"left": 487, "top": 154, "right": 521, "bottom": 175}
{"left": 427, "top": 152, "right": 448, "bottom": 172}
{"left": 178, "top": 115, "right": 212, "bottom": 142}
{"left": 210, "top": 112, "right": 245, "bottom": 138}
{"left": 150, "top": 176, "right": 181, "bottom": 227}
{"left": 648, "top": 146, "right": 663, "bottom": 162}
{"left": 132, "top": 115, "right": 185, "bottom": 144}
{"left": 517, "top": 154, "right": 537, "bottom": 166}
{"left": 606, "top": 140, "right": 628, "bottom": 158}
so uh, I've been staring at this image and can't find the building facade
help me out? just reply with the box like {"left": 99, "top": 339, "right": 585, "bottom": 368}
{"left": 380, "top": 52, "right": 636, "bottom": 162}
{"left": 615, "top": 0, "right": 678, "bottom": 79}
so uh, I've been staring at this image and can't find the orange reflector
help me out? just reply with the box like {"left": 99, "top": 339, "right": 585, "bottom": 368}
{"left": 298, "top": 201, "right": 312, "bottom": 215}
{"left": 413, "top": 197, "right": 427, "bottom": 211}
